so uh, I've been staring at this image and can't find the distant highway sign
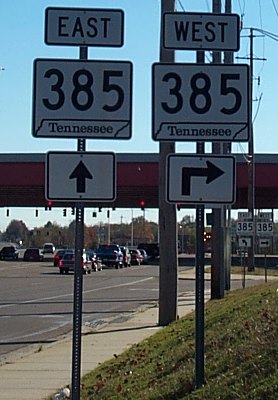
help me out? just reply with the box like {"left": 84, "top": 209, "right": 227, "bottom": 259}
{"left": 236, "top": 221, "right": 254, "bottom": 235}
{"left": 259, "top": 238, "right": 271, "bottom": 248}
{"left": 238, "top": 237, "right": 251, "bottom": 248}
{"left": 32, "top": 59, "right": 132, "bottom": 139}
{"left": 256, "top": 221, "right": 274, "bottom": 236}
{"left": 152, "top": 63, "right": 249, "bottom": 142}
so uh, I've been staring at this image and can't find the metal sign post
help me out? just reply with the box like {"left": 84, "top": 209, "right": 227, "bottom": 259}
{"left": 71, "top": 45, "right": 87, "bottom": 400}
{"left": 259, "top": 237, "right": 271, "bottom": 283}
{"left": 71, "top": 202, "right": 84, "bottom": 399}
{"left": 195, "top": 204, "right": 205, "bottom": 388}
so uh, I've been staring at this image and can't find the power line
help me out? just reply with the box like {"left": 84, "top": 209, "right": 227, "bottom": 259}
{"left": 253, "top": 93, "right": 263, "bottom": 124}
{"left": 271, "top": 0, "right": 278, "bottom": 17}
{"left": 237, "top": 0, "right": 245, "bottom": 15}
{"left": 258, "top": 0, "right": 263, "bottom": 30}
{"left": 177, "top": 0, "right": 186, "bottom": 11}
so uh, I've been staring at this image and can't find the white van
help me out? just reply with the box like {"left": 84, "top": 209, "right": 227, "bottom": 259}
{"left": 42, "top": 243, "right": 55, "bottom": 254}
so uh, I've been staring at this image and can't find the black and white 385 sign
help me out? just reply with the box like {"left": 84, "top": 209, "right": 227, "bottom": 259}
{"left": 32, "top": 58, "right": 132, "bottom": 139}
{"left": 152, "top": 63, "right": 250, "bottom": 142}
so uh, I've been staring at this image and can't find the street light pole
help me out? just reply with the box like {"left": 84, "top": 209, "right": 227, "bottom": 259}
{"left": 247, "top": 28, "right": 255, "bottom": 271}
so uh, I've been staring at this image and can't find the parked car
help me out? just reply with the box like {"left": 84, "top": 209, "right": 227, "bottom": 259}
{"left": 137, "top": 243, "right": 159, "bottom": 260}
{"left": 95, "top": 245, "right": 123, "bottom": 269}
{"left": 23, "top": 248, "right": 42, "bottom": 262}
{"left": 58, "top": 250, "right": 92, "bottom": 274}
{"left": 86, "top": 250, "right": 102, "bottom": 271}
{"left": 120, "top": 246, "right": 131, "bottom": 268}
{"left": 0, "top": 246, "right": 18, "bottom": 261}
{"left": 138, "top": 248, "right": 149, "bottom": 264}
{"left": 53, "top": 249, "right": 67, "bottom": 267}
{"left": 42, "top": 242, "right": 55, "bottom": 254}
{"left": 130, "top": 249, "right": 143, "bottom": 265}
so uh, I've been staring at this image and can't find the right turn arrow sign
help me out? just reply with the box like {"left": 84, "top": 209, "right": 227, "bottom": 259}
{"left": 166, "top": 154, "right": 236, "bottom": 204}
{"left": 181, "top": 161, "right": 224, "bottom": 196}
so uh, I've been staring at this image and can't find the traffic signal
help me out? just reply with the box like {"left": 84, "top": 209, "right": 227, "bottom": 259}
{"left": 45, "top": 201, "right": 52, "bottom": 211}
{"left": 35, "top": 209, "right": 39, "bottom": 217}
{"left": 6, "top": 209, "right": 9, "bottom": 217}
{"left": 92, "top": 211, "right": 97, "bottom": 218}
{"left": 203, "top": 231, "right": 212, "bottom": 241}
{"left": 63, "top": 208, "right": 67, "bottom": 217}
{"left": 140, "top": 200, "right": 145, "bottom": 210}
{"left": 71, "top": 207, "right": 75, "bottom": 215}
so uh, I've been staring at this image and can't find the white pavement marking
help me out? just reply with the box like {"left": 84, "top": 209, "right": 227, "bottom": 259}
{"left": 0, "top": 277, "right": 153, "bottom": 310}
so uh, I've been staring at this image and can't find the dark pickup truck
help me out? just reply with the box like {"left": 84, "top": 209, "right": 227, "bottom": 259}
{"left": 95, "top": 245, "right": 123, "bottom": 269}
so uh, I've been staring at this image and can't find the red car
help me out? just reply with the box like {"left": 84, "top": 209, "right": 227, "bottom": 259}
{"left": 53, "top": 249, "right": 67, "bottom": 267}
{"left": 23, "top": 248, "right": 42, "bottom": 262}
{"left": 130, "top": 249, "right": 143, "bottom": 266}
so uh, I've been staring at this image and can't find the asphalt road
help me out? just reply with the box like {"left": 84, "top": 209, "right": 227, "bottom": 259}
{"left": 0, "top": 260, "right": 198, "bottom": 361}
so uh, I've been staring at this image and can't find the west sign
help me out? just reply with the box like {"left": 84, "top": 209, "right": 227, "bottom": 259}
{"left": 163, "top": 12, "right": 240, "bottom": 51}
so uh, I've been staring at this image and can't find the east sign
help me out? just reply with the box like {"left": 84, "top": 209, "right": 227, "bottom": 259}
{"left": 45, "top": 7, "right": 124, "bottom": 47}
{"left": 163, "top": 12, "right": 240, "bottom": 51}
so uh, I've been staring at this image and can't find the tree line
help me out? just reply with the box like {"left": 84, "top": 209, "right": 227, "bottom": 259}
{"left": 0, "top": 215, "right": 197, "bottom": 252}
{"left": 2, "top": 216, "right": 275, "bottom": 254}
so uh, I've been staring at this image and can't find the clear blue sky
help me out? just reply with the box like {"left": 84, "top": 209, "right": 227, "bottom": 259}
{"left": 0, "top": 0, "right": 278, "bottom": 230}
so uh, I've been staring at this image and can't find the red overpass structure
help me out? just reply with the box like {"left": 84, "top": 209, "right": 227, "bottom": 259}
{"left": 0, "top": 153, "right": 277, "bottom": 209}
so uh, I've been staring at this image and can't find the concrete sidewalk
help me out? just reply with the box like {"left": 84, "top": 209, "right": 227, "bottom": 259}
{"left": 0, "top": 271, "right": 275, "bottom": 400}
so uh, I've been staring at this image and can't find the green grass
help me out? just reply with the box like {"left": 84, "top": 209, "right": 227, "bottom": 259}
{"left": 80, "top": 281, "right": 278, "bottom": 400}
{"left": 233, "top": 266, "right": 278, "bottom": 276}
{"left": 207, "top": 266, "right": 278, "bottom": 276}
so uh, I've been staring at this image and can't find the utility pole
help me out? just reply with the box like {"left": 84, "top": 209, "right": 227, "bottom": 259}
{"left": 223, "top": 0, "right": 233, "bottom": 290}
{"left": 195, "top": 49, "right": 205, "bottom": 388}
{"left": 158, "top": 0, "right": 177, "bottom": 326}
{"left": 237, "top": 29, "right": 266, "bottom": 271}
{"left": 247, "top": 28, "right": 255, "bottom": 271}
{"left": 211, "top": 0, "right": 225, "bottom": 300}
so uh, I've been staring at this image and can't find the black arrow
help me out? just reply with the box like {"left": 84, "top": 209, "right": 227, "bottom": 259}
{"left": 181, "top": 161, "right": 224, "bottom": 196}
{"left": 69, "top": 161, "right": 93, "bottom": 193}
{"left": 260, "top": 240, "right": 269, "bottom": 246}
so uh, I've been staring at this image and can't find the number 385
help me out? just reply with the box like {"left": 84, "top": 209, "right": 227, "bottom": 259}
{"left": 154, "top": 64, "right": 249, "bottom": 120}
{"left": 161, "top": 72, "right": 242, "bottom": 115}
{"left": 42, "top": 68, "right": 125, "bottom": 112}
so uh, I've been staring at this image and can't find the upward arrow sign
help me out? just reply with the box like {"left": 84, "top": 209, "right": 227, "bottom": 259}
{"left": 181, "top": 161, "right": 224, "bottom": 196}
{"left": 69, "top": 161, "right": 93, "bottom": 193}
